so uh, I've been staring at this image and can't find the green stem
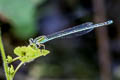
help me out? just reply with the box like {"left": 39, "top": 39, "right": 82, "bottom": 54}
{"left": 13, "top": 57, "right": 21, "bottom": 61}
{"left": 8, "top": 57, "right": 21, "bottom": 64}
{"left": 0, "top": 33, "right": 10, "bottom": 80}
{"left": 12, "top": 62, "right": 24, "bottom": 78}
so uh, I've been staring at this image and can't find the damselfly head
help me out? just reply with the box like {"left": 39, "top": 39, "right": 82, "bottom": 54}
{"left": 29, "top": 38, "right": 34, "bottom": 44}
{"left": 29, "top": 37, "right": 46, "bottom": 49}
{"left": 29, "top": 38, "right": 38, "bottom": 49}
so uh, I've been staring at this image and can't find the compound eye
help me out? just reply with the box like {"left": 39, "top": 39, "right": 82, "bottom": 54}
{"left": 29, "top": 38, "right": 34, "bottom": 44}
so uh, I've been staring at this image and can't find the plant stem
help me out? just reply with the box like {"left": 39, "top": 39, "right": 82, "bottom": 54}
{"left": 0, "top": 33, "right": 10, "bottom": 80}
{"left": 8, "top": 57, "right": 21, "bottom": 64}
{"left": 12, "top": 62, "right": 24, "bottom": 78}
{"left": 12, "top": 57, "right": 21, "bottom": 62}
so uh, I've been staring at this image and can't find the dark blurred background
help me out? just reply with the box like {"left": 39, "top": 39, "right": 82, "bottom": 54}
{"left": 0, "top": 0, "right": 119, "bottom": 80}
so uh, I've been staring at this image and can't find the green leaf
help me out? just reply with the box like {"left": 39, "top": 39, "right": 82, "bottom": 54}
{"left": 0, "top": 0, "right": 46, "bottom": 39}
{"left": 14, "top": 45, "right": 50, "bottom": 62}
{"left": 7, "top": 55, "right": 13, "bottom": 63}
{"left": 9, "top": 65, "right": 15, "bottom": 75}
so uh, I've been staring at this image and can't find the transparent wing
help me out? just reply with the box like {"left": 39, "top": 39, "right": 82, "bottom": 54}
{"left": 46, "top": 22, "right": 93, "bottom": 41}
{"left": 60, "top": 28, "right": 94, "bottom": 38}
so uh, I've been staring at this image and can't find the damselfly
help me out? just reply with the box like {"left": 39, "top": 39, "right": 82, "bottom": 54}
{"left": 29, "top": 20, "right": 113, "bottom": 49}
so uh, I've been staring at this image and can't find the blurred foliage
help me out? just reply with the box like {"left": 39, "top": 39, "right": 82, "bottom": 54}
{"left": 0, "top": 0, "right": 45, "bottom": 39}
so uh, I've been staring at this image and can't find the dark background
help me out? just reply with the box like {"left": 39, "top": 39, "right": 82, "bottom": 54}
{"left": 0, "top": 0, "right": 119, "bottom": 80}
